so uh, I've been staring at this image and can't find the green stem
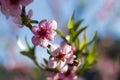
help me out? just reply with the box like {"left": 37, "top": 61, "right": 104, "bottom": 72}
{"left": 30, "top": 20, "right": 39, "bottom": 24}
{"left": 33, "top": 58, "right": 44, "bottom": 70}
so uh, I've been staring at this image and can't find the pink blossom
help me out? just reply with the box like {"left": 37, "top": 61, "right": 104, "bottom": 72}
{"left": 12, "top": 9, "right": 33, "bottom": 27}
{"left": 71, "top": 44, "right": 76, "bottom": 54}
{"left": 47, "top": 73, "right": 78, "bottom": 80}
{"left": 32, "top": 20, "right": 57, "bottom": 47}
{"left": 47, "top": 42, "right": 76, "bottom": 73}
{"left": 0, "top": 0, "right": 33, "bottom": 18}
{"left": 47, "top": 66, "right": 78, "bottom": 80}
{"left": 46, "top": 72, "right": 60, "bottom": 80}
{"left": 0, "top": 0, "right": 10, "bottom": 18}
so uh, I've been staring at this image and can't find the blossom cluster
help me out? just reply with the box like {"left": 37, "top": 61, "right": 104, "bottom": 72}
{"left": 0, "top": 0, "right": 97, "bottom": 80}
{"left": 31, "top": 19, "right": 79, "bottom": 79}
{"left": 47, "top": 66, "right": 78, "bottom": 80}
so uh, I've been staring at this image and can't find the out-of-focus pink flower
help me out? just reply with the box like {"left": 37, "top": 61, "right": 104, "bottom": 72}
{"left": 0, "top": 0, "right": 33, "bottom": 18}
{"left": 32, "top": 20, "right": 57, "bottom": 47}
{"left": 48, "top": 42, "right": 76, "bottom": 73}
{"left": 71, "top": 44, "right": 76, "bottom": 54}
{"left": 12, "top": 9, "right": 33, "bottom": 27}
{"left": 97, "top": 57, "right": 120, "bottom": 80}
{"left": 47, "top": 66, "right": 78, "bottom": 80}
{"left": 0, "top": 0, "right": 10, "bottom": 18}
{"left": 47, "top": 73, "right": 78, "bottom": 80}
{"left": 46, "top": 72, "right": 60, "bottom": 80}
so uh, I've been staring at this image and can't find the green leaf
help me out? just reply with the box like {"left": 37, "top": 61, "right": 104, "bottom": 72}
{"left": 77, "top": 43, "right": 97, "bottom": 76}
{"left": 25, "top": 36, "right": 30, "bottom": 48}
{"left": 86, "top": 43, "right": 97, "bottom": 65}
{"left": 68, "top": 12, "right": 74, "bottom": 30}
{"left": 21, "top": 46, "right": 44, "bottom": 70}
{"left": 55, "top": 29, "right": 67, "bottom": 42}
{"left": 17, "top": 36, "right": 44, "bottom": 70}
{"left": 74, "top": 38, "right": 79, "bottom": 49}
{"left": 47, "top": 49, "right": 51, "bottom": 54}
{"left": 80, "top": 31, "right": 97, "bottom": 50}
{"left": 86, "top": 31, "right": 97, "bottom": 46}
{"left": 30, "top": 20, "right": 39, "bottom": 24}
{"left": 90, "top": 31, "right": 97, "bottom": 42}
{"left": 74, "top": 20, "right": 83, "bottom": 30}
{"left": 43, "top": 58, "right": 48, "bottom": 65}
{"left": 20, "top": 46, "right": 36, "bottom": 60}
{"left": 89, "top": 43, "right": 96, "bottom": 54}
{"left": 79, "top": 31, "right": 86, "bottom": 50}
{"left": 72, "top": 26, "right": 87, "bottom": 42}
{"left": 67, "top": 12, "right": 75, "bottom": 42}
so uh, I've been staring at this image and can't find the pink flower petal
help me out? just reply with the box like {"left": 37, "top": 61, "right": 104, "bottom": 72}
{"left": 60, "top": 41, "right": 71, "bottom": 54}
{"left": 47, "top": 73, "right": 59, "bottom": 80}
{"left": 65, "top": 54, "right": 76, "bottom": 64}
{"left": 32, "top": 26, "right": 40, "bottom": 35}
{"left": 27, "top": 9, "right": 33, "bottom": 18}
{"left": 39, "top": 20, "right": 47, "bottom": 28}
{"left": 0, "top": 0, "right": 10, "bottom": 18}
{"left": 57, "top": 61, "right": 68, "bottom": 73}
{"left": 12, "top": 16, "right": 23, "bottom": 28}
{"left": 71, "top": 44, "right": 76, "bottom": 53}
{"left": 48, "top": 58, "right": 57, "bottom": 68}
{"left": 58, "top": 64, "right": 68, "bottom": 73}
{"left": 20, "top": 0, "right": 33, "bottom": 6}
{"left": 46, "top": 77, "right": 53, "bottom": 80}
{"left": 47, "top": 20, "right": 57, "bottom": 29}
{"left": 38, "top": 38, "right": 49, "bottom": 47}
{"left": 58, "top": 61, "right": 66, "bottom": 69}
{"left": 50, "top": 45, "right": 59, "bottom": 56}
{"left": 47, "top": 31, "right": 56, "bottom": 41}
{"left": 32, "top": 36, "right": 39, "bottom": 46}
{"left": 9, "top": 5, "right": 22, "bottom": 17}
{"left": 12, "top": 16, "right": 22, "bottom": 24}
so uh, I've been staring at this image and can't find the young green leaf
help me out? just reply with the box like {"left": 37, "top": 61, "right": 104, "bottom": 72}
{"left": 55, "top": 29, "right": 68, "bottom": 42}
{"left": 90, "top": 31, "right": 97, "bottom": 42}
{"left": 72, "top": 26, "right": 87, "bottom": 42}
{"left": 74, "top": 38, "right": 79, "bottom": 49}
{"left": 79, "top": 31, "right": 86, "bottom": 50}
{"left": 80, "top": 31, "right": 97, "bottom": 50}
{"left": 86, "top": 43, "right": 97, "bottom": 65}
{"left": 20, "top": 46, "right": 35, "bottom": 60}
{"left": 43, "top": 58, "right": 48, "bottom": 65}
{"left": 30, "top": 20, "right": 39, "bottom": 24}
{"left": 47, "top": 49, "right": 51, "bottom": 54}
{"left": 67, "top": 12, "right": 74, "bottom": 30}
{"left": 74, "top": 19, "right": 83, "bottom": 30}
{"left": 25, "top": 36, "right": 30, "bottom": 48}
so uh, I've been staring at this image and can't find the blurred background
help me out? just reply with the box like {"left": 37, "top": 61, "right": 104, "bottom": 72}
{"left": 0, "top": 0, "right": 120, "bottom": 80}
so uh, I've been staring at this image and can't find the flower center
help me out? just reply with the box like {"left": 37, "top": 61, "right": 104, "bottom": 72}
{"left": 39, "top": 28, "right": 47, "bottom": 39}
{"left": 10, "top": 0, "right": 20, "bottom": 5}
{"left": 56, "top": 51, "right": 65, "bottom": 60}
